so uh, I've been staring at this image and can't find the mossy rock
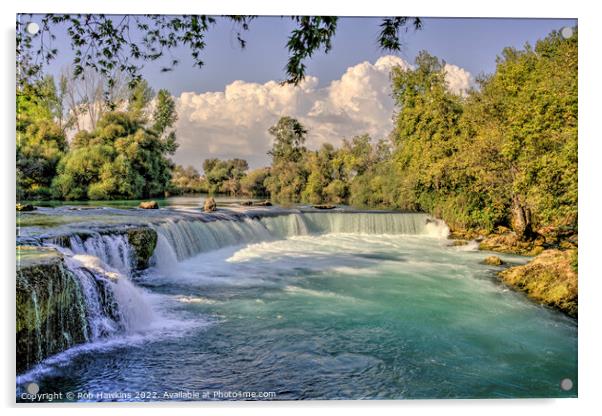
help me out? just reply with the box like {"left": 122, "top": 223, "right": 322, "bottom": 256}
{"left": 483, "top": 255, "right": 504, "bottom": 266}
{"left": 498, "top": 249, "right": 578, "bottom": 317}
{"left": 126, "top": 227, "right": 158, "bottom": 269}
{"left": 16, "top": 247, "right": 89, "bottom": 373}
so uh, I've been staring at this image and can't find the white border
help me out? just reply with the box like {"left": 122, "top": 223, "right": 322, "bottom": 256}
{"left": 2, "top": 1, "right": 600, "bottom": 415}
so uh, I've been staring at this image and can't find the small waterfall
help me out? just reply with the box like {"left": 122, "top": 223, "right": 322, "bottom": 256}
{"left": 153, "top": 211, "right": 448, "bottom": 262}
{"left": 153, "top": 217, "right": 273, "bottom": 261}
{"left": 259, "top": 213, "right": 309, "bottom": 238}
{"left": 69, "top": 234, "right": 133, "bottom": 276}
{"left": 298, "top": 212, "right": 439, "bottom": 235}
{"left": 56, "top": 234, "right": 154, "bottom": 340}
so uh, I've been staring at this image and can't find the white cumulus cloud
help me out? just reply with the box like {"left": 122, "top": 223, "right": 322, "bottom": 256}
{"left": 173, "top": 55, "right": 472, "bottom": 169}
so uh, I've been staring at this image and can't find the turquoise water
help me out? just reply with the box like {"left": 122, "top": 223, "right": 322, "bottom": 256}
{"left": 18, "top": 229, "right": 577, "bottom": 401}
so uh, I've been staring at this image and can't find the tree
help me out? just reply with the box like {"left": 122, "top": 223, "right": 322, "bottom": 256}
{"left": 17, "top": 15, "right": 421, "bottom": 88}
{"left": 202, "top": 158, "right": 250, "bottom": 195}
{"left": 51, "top": 85, "right": 178, "bottom": 200}
{"left": 267, "top": 116, "right": 307, "bottom": 164}
{"left": 302, "top": 143, "right": 347, "bottom": 204}
{"left": 60, "top": 67, "right": 130, "bottom": 133}
{"left": 457, "top": 29, "right": 578, "bottom": 236}
{"left": 17, "top": 77, "right": 67, "bottom": 200}
{"left": 265, "top": 117, "right": 309, "bottom": 201}
{"left": 169, "top": 165, "right": 208, "bottom": 195}
{"left": 390, "top": 51, "right": 466, "bottom": 216}
{"left": 240, "top": 168, "right": 270, "bottom": 197}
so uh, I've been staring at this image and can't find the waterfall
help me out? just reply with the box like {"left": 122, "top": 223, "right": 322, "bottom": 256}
{"left": 153, "top": 211, "right": 449, "bottom": 262}
{"left": 56, "top": 234, "right": 154, "bottom": 340}
{"left": 153, "top": 217, "right": 273, "bottom": 261}
{"left": 69, "top": 233, "right": 133, "bottom": 276}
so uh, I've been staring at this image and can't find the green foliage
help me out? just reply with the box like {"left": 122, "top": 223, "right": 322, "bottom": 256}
{"left": 51, "top": 86, "right": 178, "bottom": 200}
{"left": 387, "top": 30, "right": 577, "bottom": 236}
{"left": 265, "top": 117, "right": 309, "bottom": 202}
{"left": 17, "top": 78, "right": 67, "bottom": 200}
{"left": 240, "top": 168, "right": 270, "bottom": 197}
{"left": 203, "top": 158, "right": 249, "bottom": 195}
{"left": 169, "top": 165, "right": 208, "bottom": 195}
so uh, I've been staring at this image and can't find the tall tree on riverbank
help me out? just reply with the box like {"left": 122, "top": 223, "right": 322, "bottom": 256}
{"left": 265, "top": 116, "right": 309, "bottom": 201}
{"left": 16, "top": 77, "right": 68, "bottom": 200}
{"left": 388, "top": 29, "right": 577, "bottom": 237}
{"left": 51, "top": 81, "right": 179, "bottom": 200}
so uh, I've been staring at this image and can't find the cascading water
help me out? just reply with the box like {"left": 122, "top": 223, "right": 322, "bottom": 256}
{"left": 53, "top": 234, "right": 154, "bottom": 342}
{"left": 152, "top": 211, "right": 449, "bottom": 262}
{"left": 69, "top": 233, "right": 133, "bottom": 276}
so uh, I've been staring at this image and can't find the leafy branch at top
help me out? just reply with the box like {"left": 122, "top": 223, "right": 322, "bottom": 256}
{"left": 17, "top": 14, "right": 421, "bottom": 89}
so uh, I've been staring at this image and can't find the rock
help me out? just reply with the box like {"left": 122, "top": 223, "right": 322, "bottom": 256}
{"left": 139, "top": 200, "right": 159, "bottom": 209}
{"left": 510, "top": 196, "right": 533, "bottom": 241}
{"left": 254, "top": 200, "right": 272, "bottom": 207}
{"left": 498, "top": 249, "right": 577, "bottom": 317}
{"left": 483, "top": 255, "right": 504, "bottom": 266}
{"left": 16, "top": 247, "right": 88, "bottom": 373}
{"left": 479, "top": 231, "right": 546, "bottom": 256}
{"left": 203, "top": 197, "right": 217, "bottom": 212}
{"left": 449, "top": 240, "right": 469, "bottom": 247}
{"left": 241, "top": 201, "right": 254, "bottom": 206}
{"left": 126, "top": 227, "right": 158, "bottom": 269}
{"left": 16, "top": 203, "right": 35, "bottom": 212}
{"left": 312, "top": 204, "right": 336, "bottom": 210}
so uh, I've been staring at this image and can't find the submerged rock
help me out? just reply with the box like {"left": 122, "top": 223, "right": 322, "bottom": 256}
{"left": 498, "top": 249, "right": 577, "bottom": 317}
{"left": 240, "top": 200, "right": 254, "bottom": 206}
{"left": 203, "top": 197, "right": 217, "bottom": 212}
{"left": 16, "top": 246, "right": 88, "bottom": 373}
{"left": 16, "top": 203, "right": 36, "bottom": 212}
{"left": 126, "top": 227, "right": 158, "bottom": 269}
{"left": 139, "top": 200, "right": 159, "bottom": 209}
{"left": 254, "top": 200, "right": 272, "bottom": 207}
{"left": 312, "top": 204, "right": 336, "bottom": 210}
{"left": 483, "top": 255, "right": 504, "bottom": 266}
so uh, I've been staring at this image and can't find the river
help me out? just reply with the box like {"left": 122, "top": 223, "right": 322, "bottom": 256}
{"left": 15, "top": 200, "right": 578, "bottom": 400}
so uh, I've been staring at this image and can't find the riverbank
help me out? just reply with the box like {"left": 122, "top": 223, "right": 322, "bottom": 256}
{"left": 448, "top": 225, "right": 578, "bottom": 318}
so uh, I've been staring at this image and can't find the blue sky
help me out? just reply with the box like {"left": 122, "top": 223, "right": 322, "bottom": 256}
{"left": 31, "top": 16, "right": 576, "bottom": 94}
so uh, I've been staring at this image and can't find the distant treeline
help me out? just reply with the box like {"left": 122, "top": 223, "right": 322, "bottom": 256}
{"left": 17, "top": 29, "right": 576, "bottom": 239}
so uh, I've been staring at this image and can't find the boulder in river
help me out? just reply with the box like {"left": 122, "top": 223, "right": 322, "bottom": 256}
{"left": 483, "top": 255, "right": 504, "bottom": 266}
{"left": 240, "top": 201, "right": 254, "bottom": 206}
{"left": 126, "top": 227, "right": 158, "bottom": 269}
{"left": 204, "top": 197, "right": 217, "bottom": 212}
{"left": 139, "top": 200, "right": 159, "bottom": 209}
{"left": 16, "top": 203, "right": 36, "bottom": 212}
{"left": 254, "top": 200, "right": 272, "bottom": 207}
{"left": 312, "top": 204, "right": 336, "bottom": 210}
